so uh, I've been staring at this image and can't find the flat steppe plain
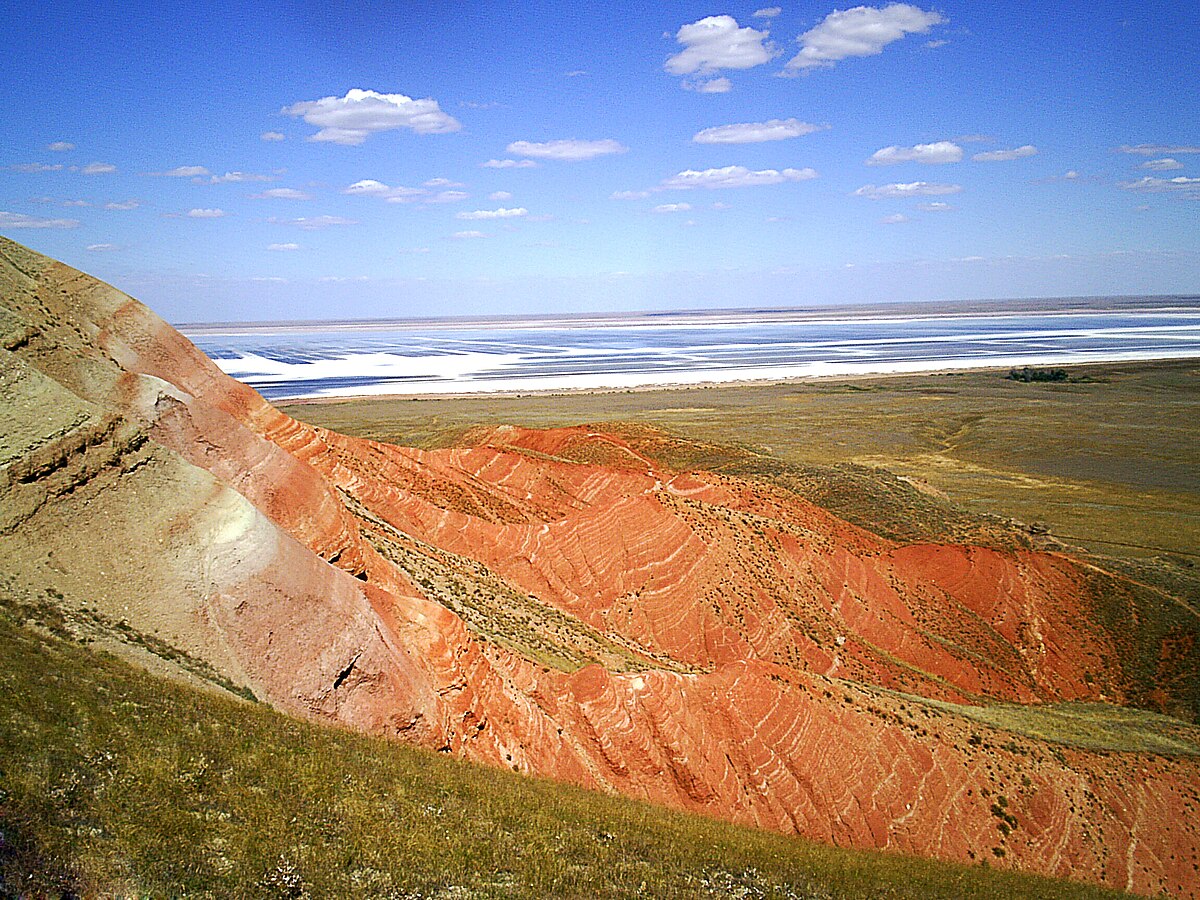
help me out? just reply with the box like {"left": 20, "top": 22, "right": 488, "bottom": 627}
{"left": 282, "top": 359, "right": 1200, "bottom": 570}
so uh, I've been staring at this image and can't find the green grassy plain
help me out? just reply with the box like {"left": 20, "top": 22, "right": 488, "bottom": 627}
{"left": 0, "top": 604, "right": 1130, "bottom": 900}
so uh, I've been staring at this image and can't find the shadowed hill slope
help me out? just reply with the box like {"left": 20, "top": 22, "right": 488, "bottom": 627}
{"left": 3, "top": 235, "right": 1200, "bottom": 895}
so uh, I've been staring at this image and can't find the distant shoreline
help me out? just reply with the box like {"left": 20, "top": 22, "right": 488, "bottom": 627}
{"left": 191, "top": 298, "right": 1200, "bottom": 403}
{"left": 279, "top": 353, "right": 1200, "bottom": 406}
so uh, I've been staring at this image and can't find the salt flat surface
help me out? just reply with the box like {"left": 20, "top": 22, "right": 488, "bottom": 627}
{"left": 184, "top": 301, "right": 1200, "bottom": 400}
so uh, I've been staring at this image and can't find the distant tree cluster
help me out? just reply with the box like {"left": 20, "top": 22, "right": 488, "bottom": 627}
{"left": 1007, "top": 366, "right": 1069, "bottom": 383}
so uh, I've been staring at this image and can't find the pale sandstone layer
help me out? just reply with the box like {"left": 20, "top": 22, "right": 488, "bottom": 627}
{"left": 2, "top": 236, "right": 1199, "bottom": 896}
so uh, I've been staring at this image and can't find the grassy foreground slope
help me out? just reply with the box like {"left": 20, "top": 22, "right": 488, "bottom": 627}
{"left": 0, "top": 608, "right": 1127, "bottom": 900}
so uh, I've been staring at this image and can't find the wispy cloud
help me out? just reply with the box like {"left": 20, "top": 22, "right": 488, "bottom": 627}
{"left": 693, "top": 118, "right": 827, "bottom": 144}
{"left": 260, "top": 131, "right": 285, "bottom": 142}
{"left": 426, "top": 190, "right": 469, "bottom": 204}
{"left": 972, "top": 145, "right": 1037, "bottom": 162}
{"left": 152, "top": 166, "right": 210, "bottom": 177}
{"left": 881, "top": 213, "right": 909, "bottom": 224}
{"left": 0, "top": 210, "right": 79, "bottom": 228}
{"left": 1118, "top": 175, "right": 1200, "bottom": 196}
{"left": 105, "top": 199, "right": 140, "bottom": 210}
{"left": 344, "top": 179, "right": 423, "bottom": 201}
{"left": 187, "top": 208, "right": 227, "bottom": 218}
{"left": 683, "top": 76, "right": 732, "bottom": 93}
{"left": 506, "top": 139, "right": 627, "bottom": 161}
{"left": 753, "top": 7, "right": 782, "bottom": 18}
{"left": 1139, "top": 158, "right": 1184, "bottom": 171}
{"left": 785, "top": 4, "right": 945, "bottom": 72}
{"left": 46, "top": 141, "right": 75, "bottom": 152}
{"left": 482, "top": 158, "right": 538, "bottom": 169}
{"left": 269, "top": 215, "right": 357, "bottom": 229}
{"left": 452, "top": 230, "right": 487, "bottom": 239}
{"left": 653, "top": 203, "right": 693, "bottom": 213}
{"left": 253, "top": 187, "right": 312, "bottom": 200}
{"left": 662, "top": 165, "right": 816, "bottom": 190}
{"left": 8, "top": 163, "right": 64, "bottom": 173}
{"left": 283, "top": 88, "right": 461, "bottom": 144}
{"left": 267, "top": 242, "right": 300, "bottom": 251}
{"left": 867, "top": 141, "right": 962, "bottom": 165}
{"left": 853, "top": 181, "right": 962, "bottom": 199}
{"left": 343, "top": 179, "right": 464, "bottom": 204}
{"left": 456, "top": 207, "right": 528, "bottom": 220}
{"left": 87, "top": 243, "right": 120, "bottom": 251}
{"left": 1115, "top": 143, "right": 1200, "bottom": 156}
{"left": 205, "top": 171, "right": 274, "bottom": 184}
{"left": 80, "top": 162, "right": 116, "bottom": 175}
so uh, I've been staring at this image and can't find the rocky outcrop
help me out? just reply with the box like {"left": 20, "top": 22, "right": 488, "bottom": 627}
{"left": 3, "top": 235, "right": 1199, "bottom": 896}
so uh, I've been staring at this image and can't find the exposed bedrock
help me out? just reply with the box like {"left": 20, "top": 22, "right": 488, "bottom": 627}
{"left": 3, "top": 236, "right": 1198, "bottom": 896}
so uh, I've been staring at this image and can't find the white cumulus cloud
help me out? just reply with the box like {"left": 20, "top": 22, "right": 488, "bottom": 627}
{"left": 456, "top": 207, "right": 528, "bottom": 220}
{"left": 0, "top": 211, "right": 79, "bottom": 229}
{"left": 786, "top": 4, "right": 945, "bottom": 71}
{"left": 753, "top": 7, "right": 782, "bottom": 18}
{"left": 661, "top": 165, "right": 817, "bottom": 190}
{"left": 868, "top": 141, "right": 962, "bottom": 165}
{"left": 854, "top": 181, "right": 962, "bottom": 199}
{"left": 187, "top": 208, "right": 227, "bottom": 218}
{"left": 972, "top": 145, "right": 1038, "bottom": 162}
{"left": 693, "top": 118, "right": 827, "bottom": 144}
{"left": 282, "top": 88, "right": 461, "bottom": 145}
{"left": 666, "top": 15, "right": 776, "bottom": 79}
{"left": 507, "top": 139, "right": 627, "bottom": 161}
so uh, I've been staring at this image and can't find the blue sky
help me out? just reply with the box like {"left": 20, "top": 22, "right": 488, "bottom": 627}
{"left": 1, "top": 0, "right": 1197, "bottom": 322}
